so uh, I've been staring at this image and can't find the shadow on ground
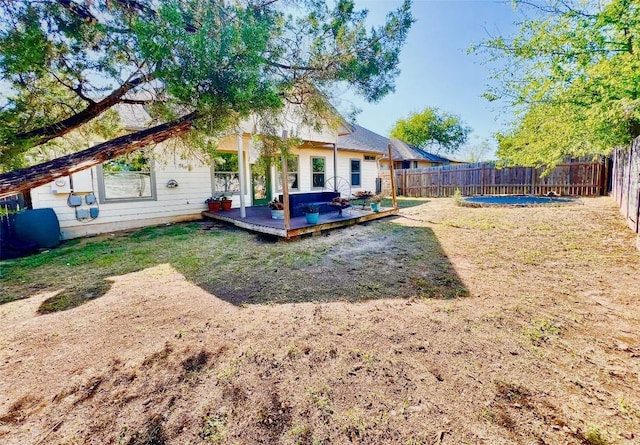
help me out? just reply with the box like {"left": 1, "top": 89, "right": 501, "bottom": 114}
{"left": 0, "top": 218, "right": 467, "bottom": 311}
{"left": 195, "top": 219, "right": 467, "bottom": 306}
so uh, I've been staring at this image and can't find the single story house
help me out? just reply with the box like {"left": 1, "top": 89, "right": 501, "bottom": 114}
{"left": 27, "top": 106, "right": 388, "bottom": 240}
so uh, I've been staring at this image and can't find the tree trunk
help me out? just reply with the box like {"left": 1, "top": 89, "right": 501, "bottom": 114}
{"left": 0, "top": 112, "right": 196, "bottom": 199}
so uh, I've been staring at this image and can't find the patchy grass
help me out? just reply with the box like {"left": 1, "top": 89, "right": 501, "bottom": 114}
{"left": 381, "top": 197, "right": 428, "bottom": 209}
{"left": 523, "top": 317, "right": 561, "bottom": 345}
{"left": 1, "top": 218, "right": 465, "bottom": 310}
{"left": 1, "top": 197, "right": 639, "bottom": 444}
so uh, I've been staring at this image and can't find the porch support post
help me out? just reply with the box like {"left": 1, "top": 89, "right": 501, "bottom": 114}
{"left": 388, "top": 143, "right": 398, "bottom": 209}
{"left": 237, "top": 133, "right": 246, "bottom": 218}
{"left": 281, "top": 130, "right": 291, "bottom": 231}
{"left": 333, "top": 142, "right": 338, "bottom": 191}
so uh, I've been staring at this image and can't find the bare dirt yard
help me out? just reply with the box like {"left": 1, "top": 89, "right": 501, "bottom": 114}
{"left": 1, "top": 197, "right": 639, "bottom": 444}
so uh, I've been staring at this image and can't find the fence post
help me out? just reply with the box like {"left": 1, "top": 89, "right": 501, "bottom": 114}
{"left": 530, "top": 167, "right": 536, "bottom": 195}
{"left": 600, "top": 157, "right": 608, "bottom": 196}
{"left": 626, "top": 142, "right": 634, "bottom": 220}
{"left": 404, "top": 171, "right": 408, "bottom": 197}
{"left": 481, "top": 163, "right": 485, "bottom": 195}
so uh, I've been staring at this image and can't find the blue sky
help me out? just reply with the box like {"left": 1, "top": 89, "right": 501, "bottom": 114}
{"left": 336, "top": 0, "right": 522, "bottom": 159}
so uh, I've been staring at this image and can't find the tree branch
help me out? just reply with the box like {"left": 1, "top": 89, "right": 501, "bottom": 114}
{"left": 55, "top": 0, "right": 98, "bottom": 23}
{"left": 14, "top": 72, "right": 156, "bottom": 147}
{"left": 121, "top": 98, "right": 153, "bottom": 105}
{"left": 0, "top": 111, "right": 197, "bottom": 198}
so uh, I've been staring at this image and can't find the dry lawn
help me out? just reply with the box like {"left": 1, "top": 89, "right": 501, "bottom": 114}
{"left": 0, "top": 197, "right": 639, "bottom": 444}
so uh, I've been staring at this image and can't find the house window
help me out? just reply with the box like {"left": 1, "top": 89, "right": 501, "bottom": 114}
{"left": 98, "top": 151, "right": 156, "bottom": 202}
{"left": 276, "top": 155, "right": 299, "bottom": 192}
{"left": 350, "top": 159, "right": 361, "bottom": 187}
{"left": 213, "top": 153, "right": 240, "bottom": 194}
{"left": 311, "top": 157, "right": 325, "bottom": 188}
{"left": 413, "top": 161, "right": 418, "bottom": 169}
{"left": 364, "top": 155, "right": 376, "bottom": 161}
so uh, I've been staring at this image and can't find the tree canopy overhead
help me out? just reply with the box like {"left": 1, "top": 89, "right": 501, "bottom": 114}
{"left": 389, "top": 107, "right": 471, "bottom": 154}
{"left": 474, "top": 0, "right": 640, "bottom": 167}
{"left": 0, "top": 0, "right": 414, "bottom": 175}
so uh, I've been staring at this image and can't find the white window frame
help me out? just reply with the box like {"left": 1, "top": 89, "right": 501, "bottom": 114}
{"left": 311, "top": 156, "right": 326, "bottom": 189}
{"left": 213, "top": 153, "right": 241, "bottom": 195}
{"left": 97, "top": 155, "right": 157, "bottom": 204}
{"left": 276, "top": 155, "right": 300, "bottom": 192}
{"left": 350, "top": 158, "right": 361, "bottom": 187}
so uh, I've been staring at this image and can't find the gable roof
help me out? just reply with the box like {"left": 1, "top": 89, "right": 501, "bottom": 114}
{"left": 388, "top": 139, "right": 423, "bottom": 161}
{"left": 338, "top": 124, "right": 389, "bottom": 153}
{"left": 337, "top": 124, "right": 458, "bottom": 163}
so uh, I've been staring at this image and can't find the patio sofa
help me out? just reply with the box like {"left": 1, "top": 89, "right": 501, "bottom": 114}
{"left": 278, "top": 191, "right": 341, "bottom": 218}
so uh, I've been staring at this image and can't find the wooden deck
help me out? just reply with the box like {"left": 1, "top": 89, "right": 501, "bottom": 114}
{"left": 202, "top": 205, "right": 399, "bottom": 238}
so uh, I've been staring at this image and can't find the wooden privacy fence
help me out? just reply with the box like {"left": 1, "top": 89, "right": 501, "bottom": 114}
{"left": 379, "top": 160, "right": 608, "bottom": 198}
{"left": 612, "top": 141, "right": 640, "bottom": 234}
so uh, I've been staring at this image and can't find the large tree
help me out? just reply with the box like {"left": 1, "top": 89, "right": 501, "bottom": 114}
{"left": 474, "top": 0, "right": 640, "bottom": 167}
{"left": 0, "top": 0, "right": 413, "bottom": 191}
{"left": 389, "top": 106, "right": 471, "bottom": 154}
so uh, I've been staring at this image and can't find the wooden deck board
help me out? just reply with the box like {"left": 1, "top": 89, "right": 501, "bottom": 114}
{"left": 202, "top": 205, "right": 398, "bottom": 238}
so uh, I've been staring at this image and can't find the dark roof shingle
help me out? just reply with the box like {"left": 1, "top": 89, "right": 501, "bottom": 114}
{"left": 338, "top": 124, "right": 457, "bottom": 163}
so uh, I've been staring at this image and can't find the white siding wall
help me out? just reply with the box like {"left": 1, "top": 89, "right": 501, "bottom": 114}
{"left": 335, "top": 152, "right": 379, "bottom": 194}
{"left": 272, "top": 147, "right": 336, "bottom": 196}
{"left": 270, "top": 148, "right": 379, "bottom": 197}
{"left": 31, "top": 159, "right": 216, "bottom": 239}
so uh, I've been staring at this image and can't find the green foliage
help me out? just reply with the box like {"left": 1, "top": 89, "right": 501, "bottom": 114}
{"left": 522, "top": 317, "right": 561, "bottom": 345}
{"left": 103, "top": 151, "right": 151, "bottom": 173}
{"left": 474, "top": 0, "right": 640, "bottom": 167}
{"left": 583, "top": 424, "right": 609, "bottom": 445}
{"left": 0, "top": 0, "right": 414, "bottom": 172}
{"left": 453, "top": 188, "right": 463, "bottom": 204}
{"left": 390, "top": 107, "right": 471, "bottom": 153}
{"left": 213, "top": 153, "right": 239, "bottom": 172}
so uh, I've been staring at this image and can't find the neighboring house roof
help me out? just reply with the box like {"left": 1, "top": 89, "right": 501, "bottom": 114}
{"left": 410, "top": 145, "right": 459, "bottom": 163}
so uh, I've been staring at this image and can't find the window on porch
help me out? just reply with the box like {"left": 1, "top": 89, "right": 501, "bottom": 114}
{"left": 276, "top": 155, "right": 299, "bottom": 192}
{"left": 214, "top": 153, "right": 240, "bottom": 194}
{"left": 311, "top": 157, "right": 325, "bottom": 189}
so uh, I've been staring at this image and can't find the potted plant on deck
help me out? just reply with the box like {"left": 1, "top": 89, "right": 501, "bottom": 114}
{"left": 330, "top": 197, "right": 351, "bottom": 216}
{"left": 269, "top": 198, "right": 285, "bottom": 219}
{"left": 353, "top": 190, "right": 375, "bottom": 209}
{"left": 302, "top": 204, "right": 320, "bottom": 224}
{"left": 220, "top": 195, "right": 232, "bottom": 211}
{"left": 369, "top": 194, "right": 384, "bottom": 213}
{"left": 205, "top": 197, "right": 221, "bottom": 212}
